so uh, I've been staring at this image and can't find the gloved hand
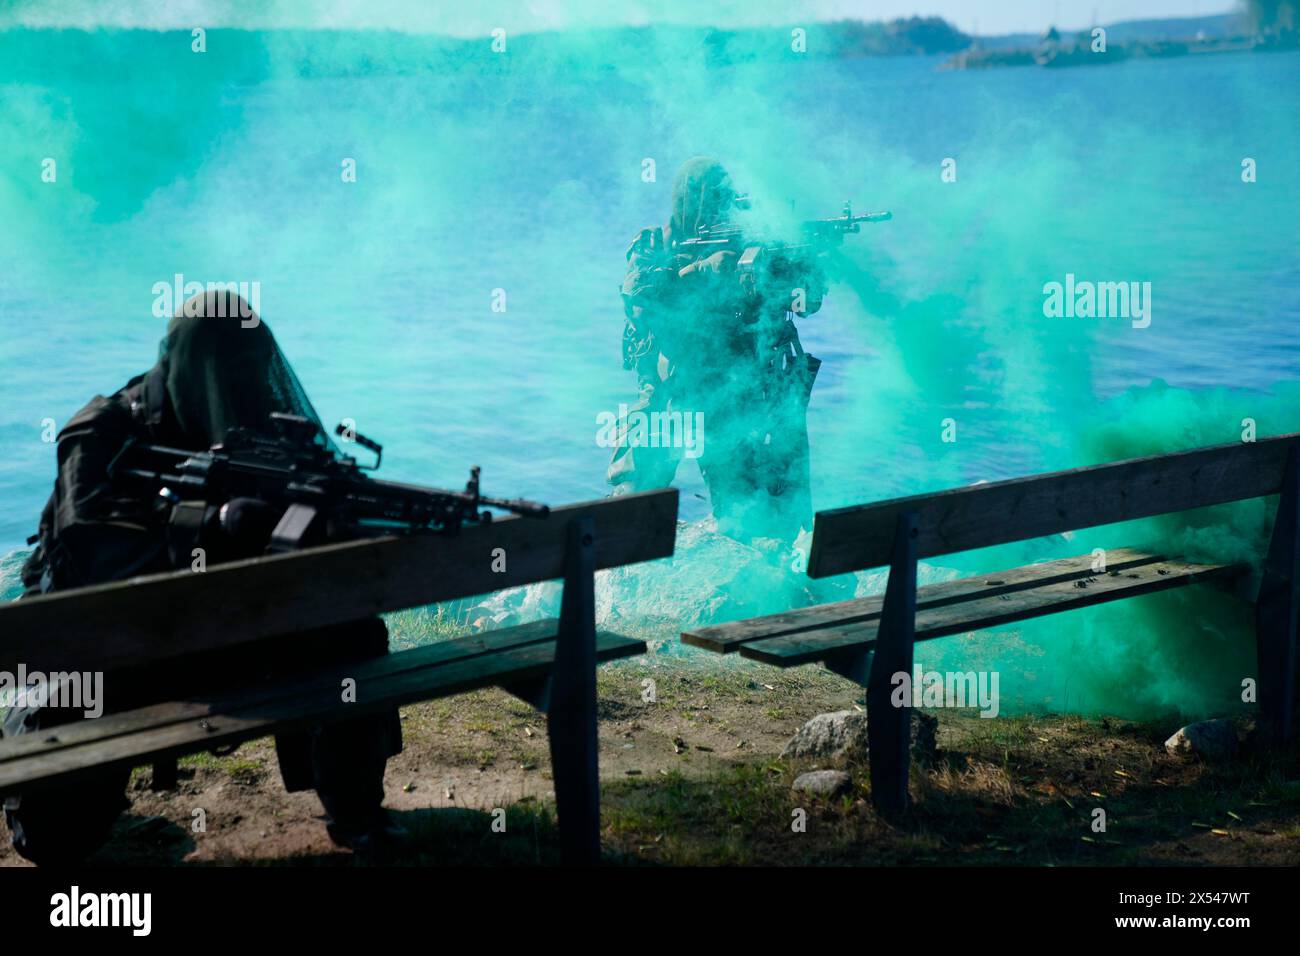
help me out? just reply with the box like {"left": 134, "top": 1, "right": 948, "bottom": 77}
{"left": 678, "top": 249, "right": 737, "bottom": 277}
{"left": 217, "top": 498, "right": 282, "bottom": 556}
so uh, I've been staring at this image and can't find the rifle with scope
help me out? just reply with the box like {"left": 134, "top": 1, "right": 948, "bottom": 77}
{"left": 107, "top": 412, "right": 549, "bottom": 553}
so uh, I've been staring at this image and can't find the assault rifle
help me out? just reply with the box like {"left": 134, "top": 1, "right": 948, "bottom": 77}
{"left": 107, "top": 412, "right": 549, "bottom": 552}
{"left": 674, "top": 201, "right": 891, "bottom": 280}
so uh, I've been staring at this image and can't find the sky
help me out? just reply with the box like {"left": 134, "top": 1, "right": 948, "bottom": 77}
{"left": 0, "top": 0, "right": 1239, "bottom": 37}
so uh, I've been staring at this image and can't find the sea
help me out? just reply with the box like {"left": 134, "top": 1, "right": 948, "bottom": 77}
{"left": 2, "top": 29, "right": 1298, "bottom": 716}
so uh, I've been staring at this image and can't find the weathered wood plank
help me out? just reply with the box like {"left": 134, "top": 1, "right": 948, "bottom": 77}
{"left": 0, "top": 619, "right": 565, "bottom": 759}
{"left": 0, "top": 630, "right": 646, "bottom": 792}
{"left": 1255, "top": 445, "right": 1300, "bottom": 743}
{"left": 866, "top": 511, "right": 918, "bottom": 815}
{"left": 683, "top": 548, "right": 1160, "bottom": 653}
{"left": 808, "top": 435, "right": 1300, "bottom": 577}
{"left": 549, "top": 516, "right": 600, "bottom": 865}
{"left": 741, "top": 557, "right": 1243, "bottom": 667}
{"left": 0, "top": 489, "right": 677, "bottom": 674}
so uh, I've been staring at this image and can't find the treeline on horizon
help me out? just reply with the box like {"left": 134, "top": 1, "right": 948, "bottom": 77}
{"left": 0, "top": 10, "right": 1279, "bottom": 84}
{"left": 0, "top": 19, "right": 966, "bottom": 83}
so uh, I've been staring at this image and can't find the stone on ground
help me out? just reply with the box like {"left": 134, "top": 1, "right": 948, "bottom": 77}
{"left": 782, "top": 709, "right": 938, "bottom": 764}
{"left": 791, "top": 769, "right": 853, "bottom": 798}
{"left": 1164, "top": 717, "right": 1241, "bottom": 761}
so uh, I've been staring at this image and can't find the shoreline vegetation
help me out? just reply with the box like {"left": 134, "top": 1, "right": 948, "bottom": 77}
{"left": 0, "top": 11, "right": 1296, "bottom": 81}
{"left": 944, "top": 19, "right": 1299, "bottom": 72}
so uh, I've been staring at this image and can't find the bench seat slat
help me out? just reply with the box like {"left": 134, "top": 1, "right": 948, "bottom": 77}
{"left": 0, "top": 619, "right": 566, "bottom": 758}
{"left": 740, "top": 556, "right": 1242, "bottom": 667}
{"left": 0, "top": 627, "right": 645, "bottom": 792}
{"left": 683, "top": 549, "right": 1162, "bottom": 653}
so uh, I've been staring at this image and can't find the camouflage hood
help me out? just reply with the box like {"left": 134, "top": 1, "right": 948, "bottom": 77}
{"left": 667, "top": 156, "right": 736, "bottom": 242}
{"left": 151, "top": 290, "right": 326, "bottom": 448}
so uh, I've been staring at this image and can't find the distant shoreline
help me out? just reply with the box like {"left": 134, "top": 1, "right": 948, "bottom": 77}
{"left": 945, "top": 36, "right": 1298, "bottom": 72}
{"left": 0, "top": 12, "right": 1268, "bottom": 68}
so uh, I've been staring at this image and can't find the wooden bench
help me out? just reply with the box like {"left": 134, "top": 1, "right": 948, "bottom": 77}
{"left": 0, "top": 488, "right": 678, "bottom": 864}
{"left": 684, "top": 435, "right": 1300, "bottom": 814}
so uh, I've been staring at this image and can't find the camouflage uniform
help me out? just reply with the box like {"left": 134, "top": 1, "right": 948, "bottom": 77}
{"left": 608, "top": 157, "right": 823, "bottom": 541}
{"left": 5, "top": 291, "right": 401, "bottom": 864}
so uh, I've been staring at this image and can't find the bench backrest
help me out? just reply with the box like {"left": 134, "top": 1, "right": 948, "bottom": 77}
{"left": 0, "top": 489, "right": 678, "bottom": 674}
{"left": 808, "top": 434, "right": 1300, "bottom": 578}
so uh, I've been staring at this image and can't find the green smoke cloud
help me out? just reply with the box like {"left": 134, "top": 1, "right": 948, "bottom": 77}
{"left": 1, "top": 20, "right": 1297, "bottom": 723}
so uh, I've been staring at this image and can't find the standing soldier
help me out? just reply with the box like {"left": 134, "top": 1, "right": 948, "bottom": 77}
{"left": 608, "top": 156, "right": 825, "bottom": 543}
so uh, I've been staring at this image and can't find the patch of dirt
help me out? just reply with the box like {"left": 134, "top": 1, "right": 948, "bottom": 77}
{"left": 0, "top": 655, "right": 856, "bottom": 866}
{"left": 2, "top": 654, "right": 1297, "bottom": 866}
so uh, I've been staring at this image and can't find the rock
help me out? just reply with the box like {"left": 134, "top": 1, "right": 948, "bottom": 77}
{"left": 911, "top": 711, "right": 939, "bottom": 764}
{"left": 1164, "top": 718, "right": 1240, "bottom": 761}
{"left": 782, "top": 711, "right": 866, "bottom": 760}
{"left": 782, "top": 709, "right": 938, "bottom": 765}
{"left": 792, "top": 770, "right": 852, "bottom": 798}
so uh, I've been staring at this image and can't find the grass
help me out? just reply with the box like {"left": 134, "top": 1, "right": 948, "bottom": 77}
{"left": 595, "top": 713, "right": 1300, "bottom": 866}
{"left": 384, "top": 604, "right": 473, "bottom": 650}
{"left": 174, "top": 750, "right": 268, "bottom": 788}
{"left": 119, "top": 655, "right": 1300, "bottom": 867}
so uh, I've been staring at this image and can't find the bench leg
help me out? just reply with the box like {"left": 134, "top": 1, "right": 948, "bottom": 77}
{"left": 547, "top": 516, "right": 600, "bottom": 865}
{"left": 150, "top": 757, "right": 178, "bottom": 792}
{"left": 825, "top": 650, "right": 872, "bottom": 689}
{"left": 867, "top": 511, "right": 919, "bottom": 815}
{"left": 1257, "top": 446, "right": 1300, "bottom": 744}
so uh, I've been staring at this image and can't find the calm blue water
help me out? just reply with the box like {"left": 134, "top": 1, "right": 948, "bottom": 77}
{"left": 2, "top": 31, "right": 1298, "bottom": 717}
{"left": 1, "top": 33, "right": 1298, "bottom": 559}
